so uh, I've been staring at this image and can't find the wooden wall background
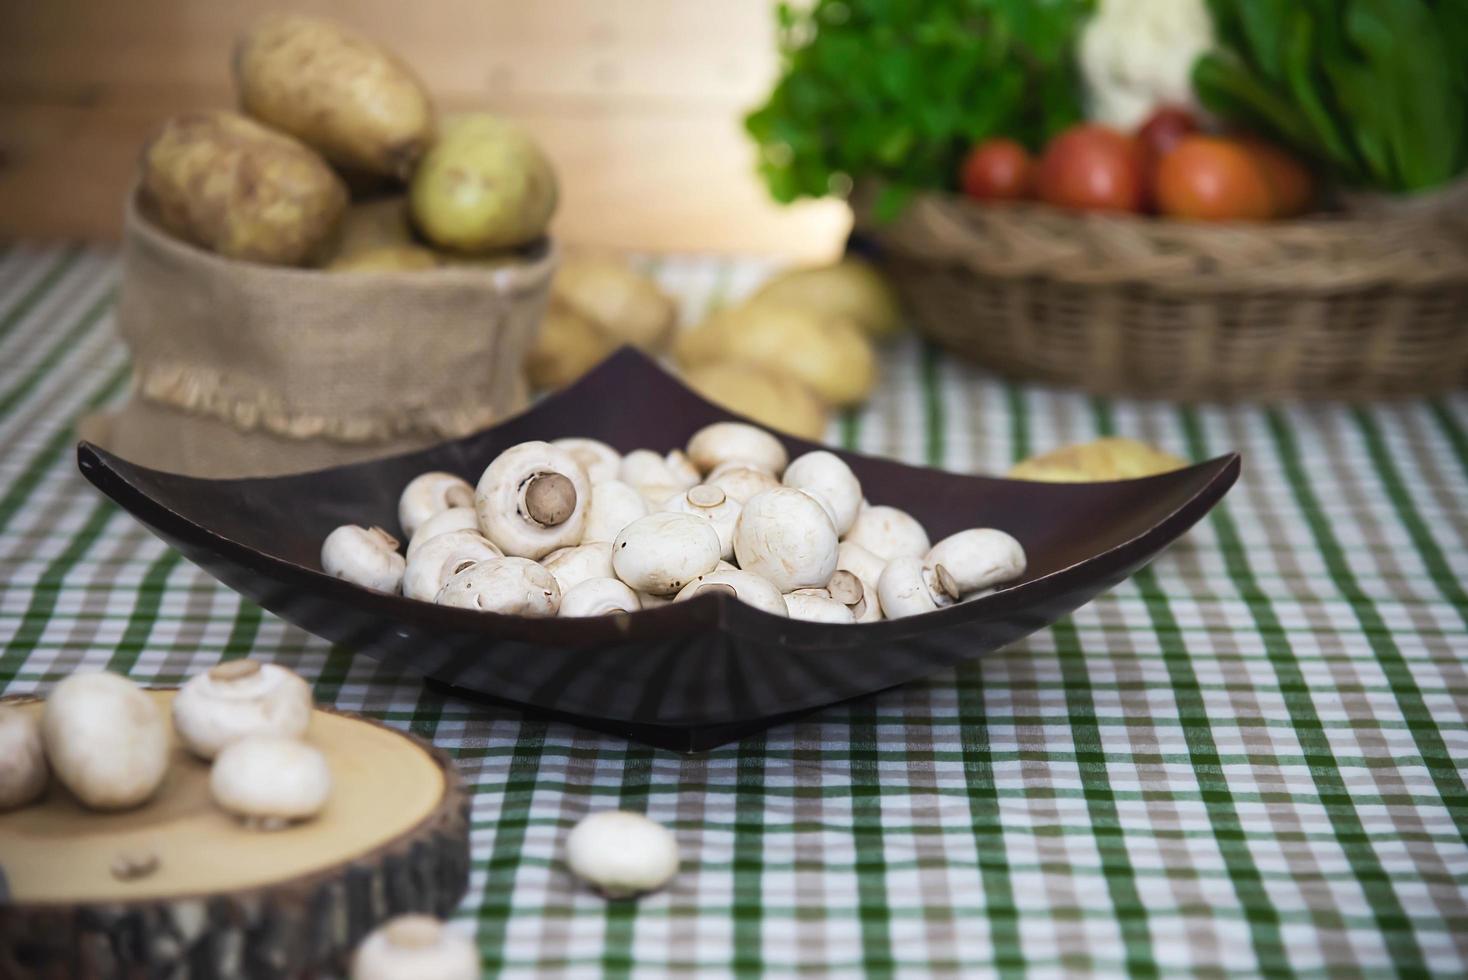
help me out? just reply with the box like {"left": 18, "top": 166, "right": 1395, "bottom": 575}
{"left": 0, "top": 1, "right": 848, "bottom": 257}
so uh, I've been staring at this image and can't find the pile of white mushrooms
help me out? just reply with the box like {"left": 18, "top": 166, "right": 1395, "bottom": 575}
{"left": 0, "top": 661, "right": 328, "bottom": 852}
{"left": 321, "top": 421, "right": 1028, "bottom": 623}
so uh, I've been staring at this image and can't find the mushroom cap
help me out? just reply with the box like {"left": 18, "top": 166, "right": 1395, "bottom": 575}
{"left": 611, "top": 512, "right": 722, "bottom": 596}
{"left": 41, "top": 672, "right": 168, "bottom": 811}
{"left": 618, "top": 449, "right": 681, "bottom": 492}
{"left": 826, "top": 569, "right": 880, "bottom": 623}
{"left": 686, "top": 422, "right": 788, "bottom": 476}
{"left": 322, "top": 525, "right": 406, "bottom": 594}
{"left": 663, "top": 450, "right": 701, "bottom": 489}
{"left": 783, "top": 591, "right": 857, "bottom": 623}
{"left": 475, "top": 442, "right": 591, "bottom": 559}
{"left": 842, "top": 505, "right": 930, "bottom": 561}
{"left": 673, "top": 568, "right": 788, "bottom": 616}
{"left": 660, "top": 485, "right": 742, "bottom": 560}
{"left": 782, "top": 451, "right": 862, "bottom": 536}
{"left": 565, "top": 810, "right": 680, "bottom": 897}
{"left": 402, "top": 530, "right": 503, "bottom": 602}
{"left": 171, "top": 660, "right": 314, "bottom": 760}
{"left": 926, "top": 528, "right": 1027, "bottom": 595}
{"left": 405, "top": 506, "right": 481, "bottom": 559}
{"left": 580, "top": 479, "right": 649, "bottom": 544}
{"left": 543, "top": 542, "right": 616, "bottom": 593}
{"left": 552, "top": 437, "right": 622, "bottom": 484}
{"left": 836, "top": 540, "right": 888, "bottom": 593}
{"left": 707, "top": 463, "right": 781, "bottom": 504}
{"left": 435, "top": 557, "right": 561, "bottom": 616}
{"left": 351, "top": 915, "right": 479, "bottom": 980}
{"left": 0, "top": 706, "right": 48, "bottom": 810}
{"left": 876, "top": 557, "right": 953, "bottom": 619}
{"left": 559, "top": 577, "right": 642, "bottom": 617}
{"left": 733, "top": 488, "right": 839, "bottom": 592}
{"left": 210, "top": 734, "right": 331, "bottom": 824}
{"left": 397, "top": 472, "right": 474, "bottom": 540}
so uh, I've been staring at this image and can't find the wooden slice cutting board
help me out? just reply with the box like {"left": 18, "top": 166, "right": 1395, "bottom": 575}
{"left": 0, "top": 690, "right": 470, "bottom": 978}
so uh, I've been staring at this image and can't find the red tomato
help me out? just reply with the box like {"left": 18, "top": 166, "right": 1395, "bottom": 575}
{"left": 1036, "top": 125, "right": 1145, "bottom": 213}
{"left": 960, "top": 138, "right": 1035, "bottom": 201}
{"left": 1155, "top": 136, "right": 1274, "bottom": 221}
{"left": 1240, "top": 138, "right": 1313, "bottom": 217}
{"left": 1136, "top": 107, "right": 1199, "bottom": 165}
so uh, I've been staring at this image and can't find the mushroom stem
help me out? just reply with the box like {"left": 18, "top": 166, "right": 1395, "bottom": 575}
{"left": 523, "top": 473, "right": 577, "bottom": 527}
{"left": 208, "top": 659, "right": 262, "bottom": 682}
{"left": 933, "top": 564, "right": 962, "bottom": 601}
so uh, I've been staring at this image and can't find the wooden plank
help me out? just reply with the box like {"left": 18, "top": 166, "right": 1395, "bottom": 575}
{"left": 0, "top": 0, "right": 848, "bottom": 255}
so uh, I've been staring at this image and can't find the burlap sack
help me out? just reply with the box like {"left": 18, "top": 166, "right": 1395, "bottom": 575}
{"left": 79, "top": 193, "right": 556, "bottom": 478}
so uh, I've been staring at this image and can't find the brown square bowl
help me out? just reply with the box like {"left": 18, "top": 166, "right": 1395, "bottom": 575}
{"left": 77, "top": 349, "right": 1238, "bottom": 750}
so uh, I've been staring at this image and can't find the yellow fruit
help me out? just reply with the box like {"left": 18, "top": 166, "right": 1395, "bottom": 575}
{"left": 526, "top": 304, "right": 618, "bottom": 390}
{"left": 410, "top": 114, "right": 558, "bottom": 252}
{"left": 1008, "top": 437, "right": 1188, "bottom": 482}
{"left": 682, "top": 363, "right": 828, "bottom": 440}
{"left": 749, "top": 258, "right": 904, "bottom": 339}
{"left": 676, "top": 303, "right": 876, "bottom": 407}
{"left": 554, "top": 255, "right": 677, "bottom": 351}
{"left": 139, "top": 111, "right": 346, "bottom": 266}
{"left": 234, "top": 13, "right": 435, "bottom": 178}
{"left": 327, "top": 245, "right": 440, "bottom": 272}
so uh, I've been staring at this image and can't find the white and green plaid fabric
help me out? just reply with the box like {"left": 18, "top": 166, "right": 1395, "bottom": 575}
{"left": 1, "top": 244, "right": 1465, "bottom": 978}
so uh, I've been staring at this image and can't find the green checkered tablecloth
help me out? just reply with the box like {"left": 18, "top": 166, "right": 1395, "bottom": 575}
{"left": 1, "top": 243, "right": 1465, "bottom": 977}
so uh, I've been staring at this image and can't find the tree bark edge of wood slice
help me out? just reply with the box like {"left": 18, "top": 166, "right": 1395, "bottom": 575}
{"left": 0, "top": 692, "right": 471, "bottom": 979}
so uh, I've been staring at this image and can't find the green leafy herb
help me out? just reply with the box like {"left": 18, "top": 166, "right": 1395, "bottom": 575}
{"left": 1194, "top": 0, "right": 1468, "bottom": 192}
{"left": 745, "top": 0, "right": 1094, "bottom": 205}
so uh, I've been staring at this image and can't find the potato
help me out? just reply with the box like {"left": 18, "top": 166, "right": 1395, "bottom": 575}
{"left": 683, "top": 363, "right": 828, "bottom": 440}
{"left": 327, "top": 245, "right": 440, "bottom": 272}
{"left": 554, "top": 255, "right": 677, "bottom": 351}
{"left": 139, "top": 111, "right": 347, "bottom": 266}
{"left": 526, "top": 303, "right": 619, "bottom": 390}
{"left": 750, "top": 258, "right": 904, "bottom": 339}
{"left": 1008, "top": 438, "right": 1188, "bottom": 483}
{"left": 234, "top": 13, "right": 434, "bottom": 178}
{"left": 410, "top": 114, "right": 558, "bottom": 252}
{"left": 675, "top": 303, "right": 877, "bottom": 407}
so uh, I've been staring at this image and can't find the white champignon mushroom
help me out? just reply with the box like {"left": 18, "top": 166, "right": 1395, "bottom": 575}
{"left": 565, "top": 810, "right": 679, "bottom": 898}
{"left": 686, "top": 422, "right": 788, "bottom": 476}
{"left": 826, "top": 569, "right": 880, "bottom": 623}
{"left": 837, "top": 541, "right": 888, "bottom": 593}
{"left": 618, "top": 449, "right": 681, "bottom": 492}
{"left": 558, "top": 577, "right": 642, "bottom": 617}
{"left": 475, "top": 441, "right": 591, "bottom": 559}
{"left": 171, "top": 659, "right": 313, "bottom": 760}
{"left": 673, "top": 569, "right": 788, "bottom": 617}
{"left": 322, "top": 526, "right": 406, "bottom": 593}
{"left": 612, "top": 513, "right": 721, "bottom": 596}
{"left": 351, "top": 915, "right": 479, "bottom": 980}
{"left": 783, "top": 590, "right": 856, "bottom": 623}
{"left": 842, "top": 505, "right": 931, "bottom": 560}
{"left": 402, "top": 530, "right": 504, "bottom": 602}
{"left": 926, "top": 529, "right": 1027, "bottom": 596}
{"left": 732, "top": 488, "right": 839, "bottom": 592}
{"left": 552, "top": 437, "right": 622, "bottom": 484}
{"left": 41, "top": 671, "right": 168, "bottom": 811}
{"left": 435, "top": 557, "right": 561, "bottom": 616}
{"left": 661, "top": 484, "right": 742, "bottom": 560}
{"left": 663, "top": 450, "right": 701, "bottom": 489}
{"left": 638, "top": 484, "right": 682, "bottom": 509}
{"left": 637, "top": 591, "right": 672, "bottom": 609}
{"left": 405, "top": 507, "right": 480, "bottom": 559}
{"left": 580, "top": 480, "right": 649, "bottom": 544}
{"left": 707, "top": 464, "right": 781, "bottom": 504}
{"left": 397, "top": 472, "right": 474, "bottom": 540}
{"left": 0, "top": 706, "right": 48, "bottom": 810}
{"left": 876, "top": 557, "right": 958, "bottom": 619}
{"left": 782, "top": 451, "right": 862, "bottom": 536}
{"left": 542, "top": 542, "right": 616, "bottom": 593}
{"left": 209, "top": 734, "right": 331, "bottom": 830}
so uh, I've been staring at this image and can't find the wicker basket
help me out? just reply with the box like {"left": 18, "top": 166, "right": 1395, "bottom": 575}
{"left": 851, "top": 184, "right": 1468, "bottom": 400}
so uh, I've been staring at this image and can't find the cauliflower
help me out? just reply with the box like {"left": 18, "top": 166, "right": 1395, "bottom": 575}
{"left": 1079, "top": 0, "right": 1215, "bottom": 129}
